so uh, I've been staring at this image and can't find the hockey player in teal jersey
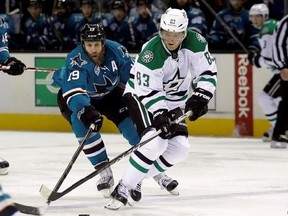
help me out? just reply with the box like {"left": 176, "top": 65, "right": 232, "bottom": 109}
{"left": 53, "top": 23, "right": 178, "bottom": 198}
{"left": 0, "top": 16, "right": 25, "bottom": 216}
{"left": 106, "top": 8, "right": 217, "bottom": 210}
{"left": 0, "top": 16, "right": 26, "bottom": 176}
{"left": 248, "top": 3, "right": 281, "bottom": 145}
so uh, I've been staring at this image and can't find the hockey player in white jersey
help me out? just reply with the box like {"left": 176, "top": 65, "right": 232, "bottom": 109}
{"left": 105, "top": 8, "right": 217, "bottom": 210}
{"left": 248, "top": 3, "right": 281, "bottom": 144}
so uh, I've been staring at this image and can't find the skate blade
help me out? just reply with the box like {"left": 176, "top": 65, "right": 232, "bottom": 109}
{"left": 0, "top": 168, "right": 8, "bottom": 175}
{"left": 169, "top": 188, "right": 180, "bottom": 196}
{"left": 105, "top": 198, "right": 124, "bottom": 210}
{"left": 100, "top": 188, "right": 113, "bottom": 198}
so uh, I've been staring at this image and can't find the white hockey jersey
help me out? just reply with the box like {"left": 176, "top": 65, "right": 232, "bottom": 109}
{"left": 125, "top": 30, "right": 218, "bottom": 114}
{"left": 258, "top": 19, "right": 278, "bottom": 71}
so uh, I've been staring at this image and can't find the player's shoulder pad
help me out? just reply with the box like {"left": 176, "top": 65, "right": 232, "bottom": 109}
{"left": 0, "top": 18, "right": 8, "bottom": 34}
{"left": 105, "top": 39, "right": 130, "bottom": 59}
{"left": 182, "top": 30, "right": 207, "bottom": 53}
{"left": 260, "top": 19, "right": 277, "bottom": 36}
{"left": 137, "top": 36, "right": 169, "bottom": 70}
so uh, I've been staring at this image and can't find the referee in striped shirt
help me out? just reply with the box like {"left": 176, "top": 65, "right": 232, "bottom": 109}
{"left": 271, "top": 14, "right": 288, "bottom": 148}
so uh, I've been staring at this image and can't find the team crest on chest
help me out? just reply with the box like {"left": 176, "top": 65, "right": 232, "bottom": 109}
{"left": 141, "top": 50, "right": 154, "bottom": 63}
{"left": 70, "top": 53, "right": 87, "bottom": 67}
{"left": 163, "top": 68, "right": 184, "bottom": 93}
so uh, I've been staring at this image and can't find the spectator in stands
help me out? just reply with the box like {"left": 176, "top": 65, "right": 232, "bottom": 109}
{"left": 208, "top": 0, "right": 260, "bottom": 52}
{"left": 79, "top": 0, "right": 102, "bottom": 25}
{"left": 131, "top": 0, "right": 159, "bottom": 50}
{"left": 197, "top": 0, "right": 227, "bottom": 30}
{"left": 21, "top": 0, "right": 56, "bottom": 50}
{"left": 267, "top": 0, "right": 284, "bottom": 20}
{"left": 129, "top": 0, "right": 163, "bottom": 23}
{"left": 168, "top": 0, "right": 207, "bottom": 37}
{"left": 51, "top": 0, "right": 82, "bottom": 50}
{"left": 76, "top": 0, "right": 105, "bottom": 43}
{"left": 103, "top": 0, "right": 138, "bottom": 52}
{"left": 0, "top": 13, "right": 18, "bottom": 49}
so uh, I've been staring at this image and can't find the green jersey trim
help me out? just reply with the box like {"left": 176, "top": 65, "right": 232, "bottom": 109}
{"left": 137, "top": 36, "right": 169, "bottom": 70}
{"left": 199, "top": 77, "right": 217, "bottom": 87}
{"left": 137, "top": 30, "right": 207, "bottom": 71}
{"left": 145, "top": 95, "right": 166, "bottom": 109}
{"left": 182, "top": 30, "right": 207, "bottom": 52}
{"left": 259, "top": 19, "right": 277, "bottom": 38}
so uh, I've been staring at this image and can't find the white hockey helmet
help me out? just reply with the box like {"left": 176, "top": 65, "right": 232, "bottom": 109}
{"left": 160, "top": 8, "right": 189, "bottom": 34}
{"left": 249, "top": 3, "right": 269, "bottom": 21}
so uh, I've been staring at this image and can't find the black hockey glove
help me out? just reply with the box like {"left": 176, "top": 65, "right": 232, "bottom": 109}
{"left": 153, "top": 109, "right": 171, "bottom": 139}
{"left": 247, "top": 50, "right": 261, "bottom": 68}
{"left": 185, "top": 88, "right": 212, "bottom": 121}
{"left": 77, "top": 105, "right": 103, "bottom": 132}
{"left": 2, "top": 57, "right": 26, "bottom": 76}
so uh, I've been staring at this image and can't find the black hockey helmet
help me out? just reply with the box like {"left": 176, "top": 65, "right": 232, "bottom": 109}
{"left": 80, "top": 23, "right": 106, "bottom": 42}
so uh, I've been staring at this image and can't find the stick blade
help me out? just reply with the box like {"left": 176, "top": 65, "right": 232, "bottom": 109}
{"left": 15, "top": 202, "right": 44, "bottom": 215}
{"left": 39, "top": 185, "right": 52, "bottom": 199}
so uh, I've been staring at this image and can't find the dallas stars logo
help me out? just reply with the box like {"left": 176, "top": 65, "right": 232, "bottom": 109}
{"left": 163, "top": 68, "right": 184, "bottom": 93}
{"left": 141, "top": 50, "right": 154, "bottom": 63}
{"left": 70, "top": 53, "right": 87, "bottom": 67}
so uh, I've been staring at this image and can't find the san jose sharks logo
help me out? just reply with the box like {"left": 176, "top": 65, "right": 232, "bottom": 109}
{"left": 70, "top": 53, "right": 87, "bottom": 67}
{"left": 90, "top": 76, "right": 119, "bottom": 97}
{"left": 118, "top": 45, "right": 129, "bottom": 58}
{"left": 0, "top": 18, "right": 8, "bottom": 28}
{"left": 163, "top": 68, "right": 184, "bottom": 93}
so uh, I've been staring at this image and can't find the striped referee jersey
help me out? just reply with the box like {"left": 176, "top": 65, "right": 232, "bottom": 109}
{"left": 273, "top": 14, "right": 288, "bottom": 70}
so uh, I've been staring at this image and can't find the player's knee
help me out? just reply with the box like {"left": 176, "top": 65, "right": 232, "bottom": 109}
{"left": 137, "top": 130, "right": 168, "bottom": 160}
{"left": 165, "top": 136, "right": 190, "bottom": 164}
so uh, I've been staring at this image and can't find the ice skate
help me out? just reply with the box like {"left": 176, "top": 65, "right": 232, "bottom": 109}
{"left": 0, "top": 158, "right": 9, "bottom": 175}
{"left": 128, "top": 181, "right": 142, "bottom": 206}
{"left": 105, "top": 180, "right": 129, "bottom": 210}
{"left": 271, "top": 136, "right": 287, "bottom": 149}
{"left": 96, "top": 166, "right": 114, "bottom": 198}
{"left": 262, "top": 127, "right": 273, "bottom": 142}
{"left": 153, "top": 172, "right": 179, "bottom": 195}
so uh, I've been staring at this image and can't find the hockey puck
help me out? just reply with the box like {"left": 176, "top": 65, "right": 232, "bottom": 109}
{"left": 79, "top": 215, "right": 89, "bottom": 216}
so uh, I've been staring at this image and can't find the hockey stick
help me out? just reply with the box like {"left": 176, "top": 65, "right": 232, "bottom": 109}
{"left": 0, "top": 65, "right": 57, "bottom": 72}
{"left": 15, "top": 202, "right": 42, "bottom": 215}
{"left": 39, "top": 110, "right": 192, "bottom": 202}
{"left": 198, "top": 0, "right": 249, "bottom": 54}
{"left": 46, "top": 124, "right": 95, "bottom": 204}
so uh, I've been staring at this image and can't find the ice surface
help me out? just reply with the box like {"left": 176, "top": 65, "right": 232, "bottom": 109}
{"left": 0, "top": 131, "right": 287, "bottom": 216}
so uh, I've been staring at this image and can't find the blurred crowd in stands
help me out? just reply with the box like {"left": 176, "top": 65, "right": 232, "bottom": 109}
{"left": 0, "top": 0, "right": 286, "bottom": 53}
